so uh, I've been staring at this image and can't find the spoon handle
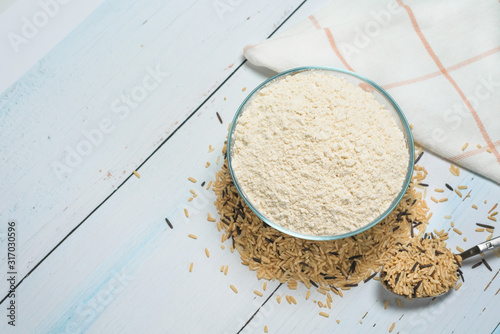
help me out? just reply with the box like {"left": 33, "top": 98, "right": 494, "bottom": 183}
{"left": 459, "top": 236, "right": 500, "bottom": 261}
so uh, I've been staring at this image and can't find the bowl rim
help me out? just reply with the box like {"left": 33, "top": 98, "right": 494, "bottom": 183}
{"left": 227, "top": 66, "right": 415, "bottom": 241}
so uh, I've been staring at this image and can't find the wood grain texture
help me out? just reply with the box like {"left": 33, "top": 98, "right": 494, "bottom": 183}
{"left": 0, "top": 0, "right": 498, "bottom": 333}
{"left": 0, "top": 0, "right": 306, "bottom": 296}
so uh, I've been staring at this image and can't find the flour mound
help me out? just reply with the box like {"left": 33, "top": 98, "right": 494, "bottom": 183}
{"left": 232, "top": 71, "right": 409, "bottom": 236}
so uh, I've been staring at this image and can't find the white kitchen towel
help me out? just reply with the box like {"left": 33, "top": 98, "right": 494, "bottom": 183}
{"left": 244, "top": 0, "right": 500, "bottom": 183}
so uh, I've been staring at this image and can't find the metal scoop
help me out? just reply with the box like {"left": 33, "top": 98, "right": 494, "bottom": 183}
{"left": 380, "top": 236, "right": 500, "bottom": 299}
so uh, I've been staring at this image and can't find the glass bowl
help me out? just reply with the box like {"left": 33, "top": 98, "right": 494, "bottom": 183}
{"left": 227, "top": 66, "right": 415, "bottom": 241}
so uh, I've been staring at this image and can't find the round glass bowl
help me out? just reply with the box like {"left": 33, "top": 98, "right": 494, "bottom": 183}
{"left": 227, "top": 66, "right": 415, "bottom": 241}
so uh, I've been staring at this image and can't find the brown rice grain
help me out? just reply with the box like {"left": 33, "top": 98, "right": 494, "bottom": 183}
{"left": 230, "top": 284, "right": 238, "bottom": 293}
{"left": 319, "top": 312, "right": 329, "bottom": 318}
{"left": 254, "top": 290, "right": 263, "bottom": 297}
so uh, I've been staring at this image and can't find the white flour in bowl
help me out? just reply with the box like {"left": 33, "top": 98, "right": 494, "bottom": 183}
{"left": 231, "top": 70, "right": 409, "bottom": 236}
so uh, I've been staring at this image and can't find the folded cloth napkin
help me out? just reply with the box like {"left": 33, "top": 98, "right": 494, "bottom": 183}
{"left": 244, "top": 0, "right": 500, "bottom": 183}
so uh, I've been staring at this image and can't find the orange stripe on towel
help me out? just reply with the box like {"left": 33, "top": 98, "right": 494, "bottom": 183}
{"left": 397, "top": 0, "right": 500, "bottom": 164}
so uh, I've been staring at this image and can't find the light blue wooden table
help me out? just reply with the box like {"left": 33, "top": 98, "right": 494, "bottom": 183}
{"left": 0, "top": 0, "right": 498, "bottom": 333}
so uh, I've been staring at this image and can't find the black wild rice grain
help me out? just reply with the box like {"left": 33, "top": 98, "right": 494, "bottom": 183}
{"left": 395, "top": 272, "right": 401, "bottom": 284}
{"left": 458, "top": 268, "right": 464, "bottom": 282}
{"left": 364, "top": 272, "right": 377, "bottom": 283}
{"left": 415, "top": 151, "right": 424, "bottom": 165}
{"left": 348, "top": 261, "right": 357, "bottom": 275}
{"left": 265, "top": 238, "right": 274, "bottom": 244}
{"left": 201, "top": 181, "right": 206, "bottom": 187}
{"left": 411, "top": 262, "right": 419, "bottom": 273}
{"left": 349, "top": 255, "right": 362, "bottom": 260}
{"left": 418, "top": 183, "right": 429, "bottom": 187}
{"left": 165, "top": 217, "right": 173, "bottom": 229}
{"left": 435, "top": 251, "right": 444, "bottom": 256}
{"left": 329, "top": 252, "right": 340, "bottom": 256}
{"left": 344, "top": 283, "right": 358, "bottom": 287}
{"left": 216, "top": 112, "right": 223, "bottom": 124}
{"left": 410, "top": 225, "right": 414, "bottom": 237}
{"left": 420, "top": 264, "right": 433, "bottom": 269}
{"left": 413, "top": 281, "right": 422, "bottom": 298}
{"left": 417, "top": 246, "right": 426, "bottom": 253}
{"left": 445, "top": 183, "right": 453, "bottom": 191}
{"left": 471, "top": 261, "right": 482, "bottom": 269}
{"left": 310, "top": 280, "right": 318, "bottom": 288}
{"left": 253, "top": 257, "right": 261, "bottom": 263}
{"left": 393, "top": 226, "right": 400, "bottom": 232}
{"left": 324, "top": 276, "right": 337, "bottom": 280}
{"left": 482, "top": 259, "right": 492, "bottom": 272}
{"left": 300, "top": 262, "right": 310, "bottom": 267}
{"left": 476, "top": 223, "right": 495, "bottom": 229}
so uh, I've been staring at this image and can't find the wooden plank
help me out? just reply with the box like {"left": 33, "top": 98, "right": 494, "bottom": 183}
{"left": 0, "top": 0, "right": 105, "bottom": 92}
{"left": 0, "top": 0, "right": 306, "bottom": 295}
